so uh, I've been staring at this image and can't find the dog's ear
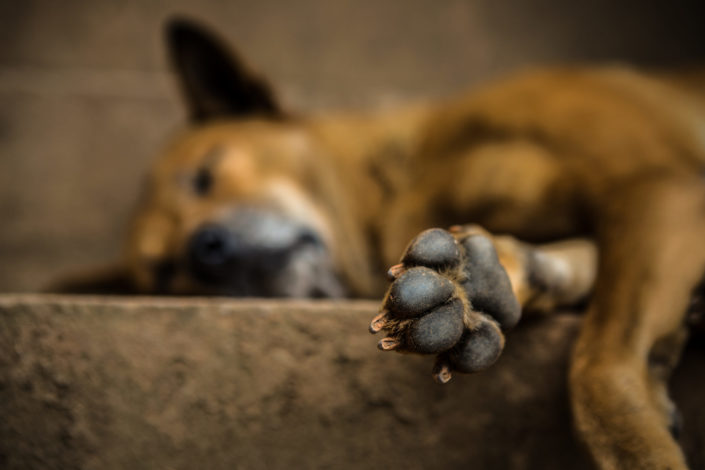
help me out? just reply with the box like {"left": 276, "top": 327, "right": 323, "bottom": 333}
{"left": 165, "top": 17, "right": 284, "bottom": 123}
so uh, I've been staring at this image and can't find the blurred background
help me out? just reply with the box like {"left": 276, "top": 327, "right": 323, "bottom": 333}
{"left": 2, "top": 0, "right": 705, "bottom": 292}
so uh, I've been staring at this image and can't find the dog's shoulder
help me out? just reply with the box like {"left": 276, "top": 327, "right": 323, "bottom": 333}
{"left": 416, "top": 66, "right": 705, "bottom": 177}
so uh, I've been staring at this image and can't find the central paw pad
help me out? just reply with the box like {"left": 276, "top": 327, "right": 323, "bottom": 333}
{"left": 371, "top": 227, "right": 520, "bottom": 383}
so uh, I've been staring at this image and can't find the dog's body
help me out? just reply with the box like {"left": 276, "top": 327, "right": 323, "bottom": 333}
{"left": 122, "top": 19, "right": 705, "bottom": 469}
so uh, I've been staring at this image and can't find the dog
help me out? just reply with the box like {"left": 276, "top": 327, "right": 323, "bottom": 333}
{"left": 119, "top": 17, "right": 705, "bottom": 469}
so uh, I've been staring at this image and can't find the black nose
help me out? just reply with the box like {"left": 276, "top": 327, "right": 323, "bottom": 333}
{"left": 187, "top": 223, "right": 322, "bottom": 286}
{"left": 189, "top": 225, "right": 236, "bottom": 268}
{"left": 187, "top": 225, "right": 253, "bottom": 283}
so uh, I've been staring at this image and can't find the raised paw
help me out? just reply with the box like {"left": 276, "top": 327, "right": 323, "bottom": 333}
{"left": 370, "top": 227, "right": 521, "bottom": 383}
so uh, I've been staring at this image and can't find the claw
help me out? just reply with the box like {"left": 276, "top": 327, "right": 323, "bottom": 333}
{"left": 378, "top": 337, "right": 401, "bottom": 351}
{"left": 387, "top": 263, "right": 406, "bottom": 280}
{"left": 432, "top": 359, "right": 453, "bottom": 384}
{"left": 369, "top": 311, "right": 389, "bottom": 333}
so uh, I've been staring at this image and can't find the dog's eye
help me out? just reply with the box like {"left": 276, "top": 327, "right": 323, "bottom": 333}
{"left": 194, "top": 167, "right": 213, "bottom": 195}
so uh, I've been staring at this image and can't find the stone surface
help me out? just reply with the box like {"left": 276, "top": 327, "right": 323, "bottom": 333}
{"left": 1, "top": 295, "right": 704, "bottom": 469}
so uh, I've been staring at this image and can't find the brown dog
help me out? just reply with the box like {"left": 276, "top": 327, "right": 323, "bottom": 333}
{"left": 124, "top": 18, "right": 705, "bottom": 469}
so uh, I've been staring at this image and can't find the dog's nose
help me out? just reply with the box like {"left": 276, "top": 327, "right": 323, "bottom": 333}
{"left": 187, "top": 218, "right": 322, "bottom": 288}
{"left": 189, "top": 225, "right": 234, "bottom": 269}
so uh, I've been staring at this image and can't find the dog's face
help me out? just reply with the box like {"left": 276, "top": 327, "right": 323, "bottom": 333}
{"left": 126, "top": 19, "right": 348, "bottom": 297}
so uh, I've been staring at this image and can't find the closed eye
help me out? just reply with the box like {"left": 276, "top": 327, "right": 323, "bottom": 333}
{"left": 194, "top": 166, "right": 213, "bottom": 195}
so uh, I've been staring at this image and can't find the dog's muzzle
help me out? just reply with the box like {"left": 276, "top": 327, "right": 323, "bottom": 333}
{"left": 186, "top": 208, "right": 344, "bottom": 297}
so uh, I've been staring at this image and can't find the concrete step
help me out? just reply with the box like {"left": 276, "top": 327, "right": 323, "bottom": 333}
{"left": 1, "top": 295, "right": 703, "bottom": 469}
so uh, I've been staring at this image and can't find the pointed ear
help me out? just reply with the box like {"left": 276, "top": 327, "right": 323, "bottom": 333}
{"left": 165, "top": 17, "right": 285, "bottom": 123}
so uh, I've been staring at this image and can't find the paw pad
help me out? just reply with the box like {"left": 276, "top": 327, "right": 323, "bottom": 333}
{"left": 445, "top": 318, "right": 504, "bottom": 373}
{"left": 384, "top": 267, "right": 455, "bottom": 318}
{"left": 401, "top": 228, "right": 461, "bottom": 269}
{"left": 371, "top": 226, "right": 522, "bottom": 382}
{"left": 406, "top": 298, "right": 465, "bottom": 354}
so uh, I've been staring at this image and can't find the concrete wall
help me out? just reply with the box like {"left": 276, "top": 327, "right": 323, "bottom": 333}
{"left": 2, "top": 1, "right": 705, "bottom": 291}
{"left": 2, "top": 296, "right": 704, "bottom": 469}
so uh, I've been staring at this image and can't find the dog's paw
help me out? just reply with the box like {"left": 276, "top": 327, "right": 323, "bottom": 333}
{"left": 370, "top": 226, "right": 521, "bottom": 383}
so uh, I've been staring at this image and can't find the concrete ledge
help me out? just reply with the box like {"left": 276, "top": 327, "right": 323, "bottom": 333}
{"left": 1, "top": 295, "right": 703, "bottom": 469}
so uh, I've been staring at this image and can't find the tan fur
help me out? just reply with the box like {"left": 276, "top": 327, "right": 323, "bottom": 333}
{"left": 122, "top": 21, "right": 705, "bottom": 469}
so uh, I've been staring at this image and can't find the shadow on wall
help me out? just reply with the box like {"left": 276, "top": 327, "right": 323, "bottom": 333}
{"left": 1, "top": 0, "right": 705, "bottom": 292}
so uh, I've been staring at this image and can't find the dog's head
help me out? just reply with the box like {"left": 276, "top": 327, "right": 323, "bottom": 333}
{"left": 126, "top": 19, "right": 364, "bottom": 297}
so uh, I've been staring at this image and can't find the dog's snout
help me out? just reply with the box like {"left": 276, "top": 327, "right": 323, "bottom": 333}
{"left": 187, "top": 224, "right": 243, "bottom": 282}
{"left": 190, "top": 225, "right": 233, "bottom": 267}
{"left": 186, "top": 213, "right": 327, "bottom": 293}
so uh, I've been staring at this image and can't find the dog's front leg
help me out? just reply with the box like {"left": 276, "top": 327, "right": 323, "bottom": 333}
{"left": 370, "top": 224, "right": 596, "bottom": 381}
{"left": 570, "top": 176, "right": 705, "bottom": 470}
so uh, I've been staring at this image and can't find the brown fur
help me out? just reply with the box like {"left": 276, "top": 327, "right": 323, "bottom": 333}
{"left": 120, "top": 19, "right": 705, "bottom": 469}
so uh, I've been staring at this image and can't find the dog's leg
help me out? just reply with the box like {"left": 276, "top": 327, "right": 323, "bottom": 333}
{"left": 370, "top": 173, "right": 703, "bottom": 467}
{"left": 570, "top": 176, "right": 705, "bottom": 470}
{"left": 493, "top": 231, "right": 597, "bottom": 312}
{"left": 370, "top": 224, "right": 596, "bottom": 381}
